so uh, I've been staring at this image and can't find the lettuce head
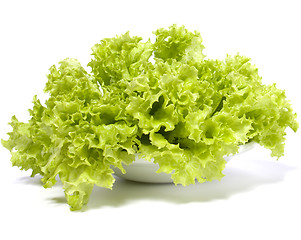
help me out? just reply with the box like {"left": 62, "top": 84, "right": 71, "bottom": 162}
{"left": 2, "top": 25, "right": 298, "bottom": 210}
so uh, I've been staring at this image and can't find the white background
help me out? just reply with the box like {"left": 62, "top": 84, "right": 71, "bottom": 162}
{"left": 0, "top": 0, "right": 300, "bottom": 239}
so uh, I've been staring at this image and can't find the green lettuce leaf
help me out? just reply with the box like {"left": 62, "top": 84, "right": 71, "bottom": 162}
{"left": 2, "top": 59, "right": 137, "bottom": 210}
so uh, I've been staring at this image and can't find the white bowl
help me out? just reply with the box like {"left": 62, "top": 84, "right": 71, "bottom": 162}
{"left": 113, "top": 142, "right": 256, "bottom": 183}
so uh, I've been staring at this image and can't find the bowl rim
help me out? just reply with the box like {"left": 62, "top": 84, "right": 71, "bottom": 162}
{"left": 125, "top": 141, "right": 256, "bottom": 166}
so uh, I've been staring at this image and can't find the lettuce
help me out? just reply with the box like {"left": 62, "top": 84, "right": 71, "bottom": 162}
{"left": 2, "top": 25, "right": 298, "bottom": 210}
